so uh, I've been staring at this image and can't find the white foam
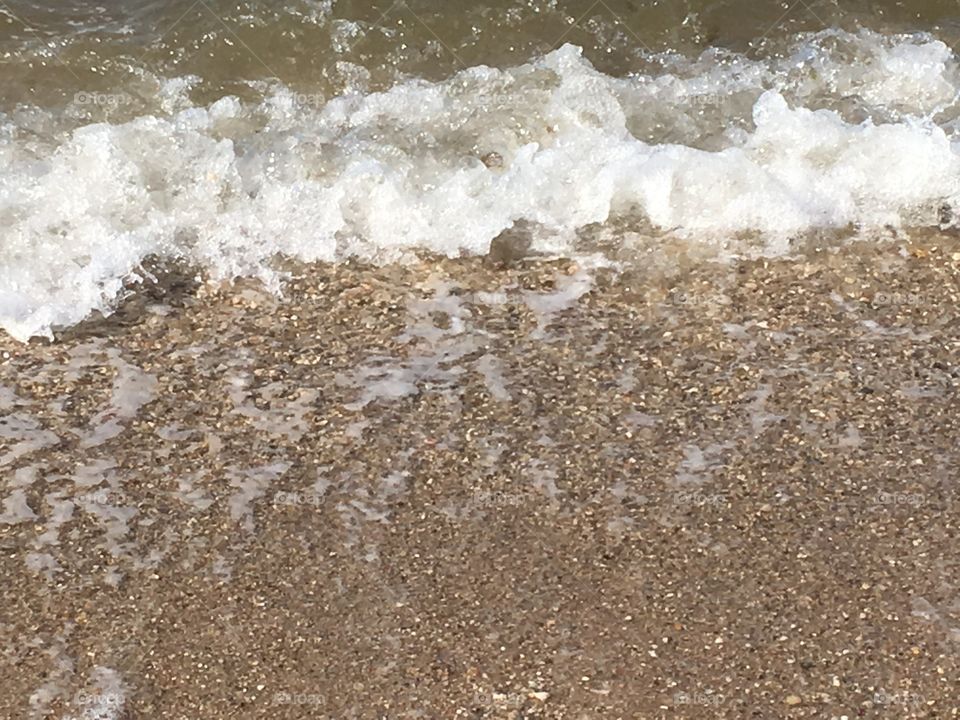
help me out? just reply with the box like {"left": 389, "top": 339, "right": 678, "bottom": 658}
{"left": 474, "top": 353, "right": 512, "bottom": 401}
{"left": 671, "top": 442, "right": 732, "bottom": 488}
{"left": 0, "top": 413, "right": 59, "bottom": 467}
{"left": 72, "top": 458, "right": 117, "bottom": 488}
{"left": 744, "top": 384, "right": 784, "bottom": 436}
{"left": 25, "top": 551, "right": 62, "bottom": 579}
{"left": 782, "top": 29, "right": 959, "bottom": 113}
{"left": 65, "top": 667, "right": 127, "bottom": 720}
{"left": 523, "top": 268, "right": 595, "bottom": 339}
{"left": 2, "top": 29, "right": 960, "bottom": 340}
{"left": 226, "top": 377, "right": 319, "bottom": 441}
{"left": 0, "top": 488, "right": 37, "bottom": 524}
{"left": 27, "top": 624, "right": 75, "bottom": 719}
{"left": 78, "top": 350, "right": 157, "bottom": 448}
{"left": 173, "top": 470, "right": 215, "bottom": 511}
{"left": 228, "top": 461, "right": 291, "bottom": 532}
{"left": 526, "top": 459, "right": 561, "bottom": 500}
{"left": 33, "top": 492, "right": 75, "bottom": 550}
{"left": 338, "top": 276, "right": 478, "bottom": 408}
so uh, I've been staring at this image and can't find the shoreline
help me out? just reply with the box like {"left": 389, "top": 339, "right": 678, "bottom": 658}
{"left": 2, "top": 240, "right": 960, "bottom": 718}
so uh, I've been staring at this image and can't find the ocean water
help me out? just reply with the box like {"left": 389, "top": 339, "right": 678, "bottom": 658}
{"left": 2, "top": 0, "right": 960, "bottom": 340}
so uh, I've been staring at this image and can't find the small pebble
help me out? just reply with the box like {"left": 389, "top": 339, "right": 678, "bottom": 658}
{"left": 481, "top": 151, "right": 504, "bottom": 169}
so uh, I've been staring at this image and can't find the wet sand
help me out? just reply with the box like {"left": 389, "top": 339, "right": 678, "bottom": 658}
{"left": 2, "top": 238, "right": 960, "bottom": 718}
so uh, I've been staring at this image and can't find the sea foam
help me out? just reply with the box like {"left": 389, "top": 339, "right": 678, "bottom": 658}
{"left": 1, "top": 29, "right": 959, "bottom": 340}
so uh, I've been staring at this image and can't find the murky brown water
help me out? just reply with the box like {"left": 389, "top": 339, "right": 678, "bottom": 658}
{"left": 2, "top": 0, "right": 960, "bottom": 106}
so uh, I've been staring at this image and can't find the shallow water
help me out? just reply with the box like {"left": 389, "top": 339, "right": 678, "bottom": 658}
{"left": 2, "top": 244, "right": 960, "bottom": 718}
{"left": 3, "top": 0, "right": 960, "bottom": 97}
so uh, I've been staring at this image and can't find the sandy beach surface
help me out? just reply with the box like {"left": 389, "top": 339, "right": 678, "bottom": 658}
{"left": 2, "top": 237, "right": 960, "bottom": 719}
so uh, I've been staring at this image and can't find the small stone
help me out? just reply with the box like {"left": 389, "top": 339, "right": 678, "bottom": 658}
{"left": 481, "top": 151, "right": 504, "bottom": 169}
{"left": 785, "top": 695, "right": 802, "bottom": 706}
{"left": 528, "top": 691, "right": 549, "bottom": 702}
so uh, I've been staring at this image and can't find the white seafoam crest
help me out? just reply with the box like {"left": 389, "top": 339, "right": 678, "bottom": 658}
{"left": 1, "top": 29, "right": 959, "bottom": 341}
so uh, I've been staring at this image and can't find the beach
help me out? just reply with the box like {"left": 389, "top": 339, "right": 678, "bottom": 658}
{"left": 3, "top": 237, "right": 960, "bottom": 718}
{"left": 4, "top": 0, "right": 960, "bottom": 716}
